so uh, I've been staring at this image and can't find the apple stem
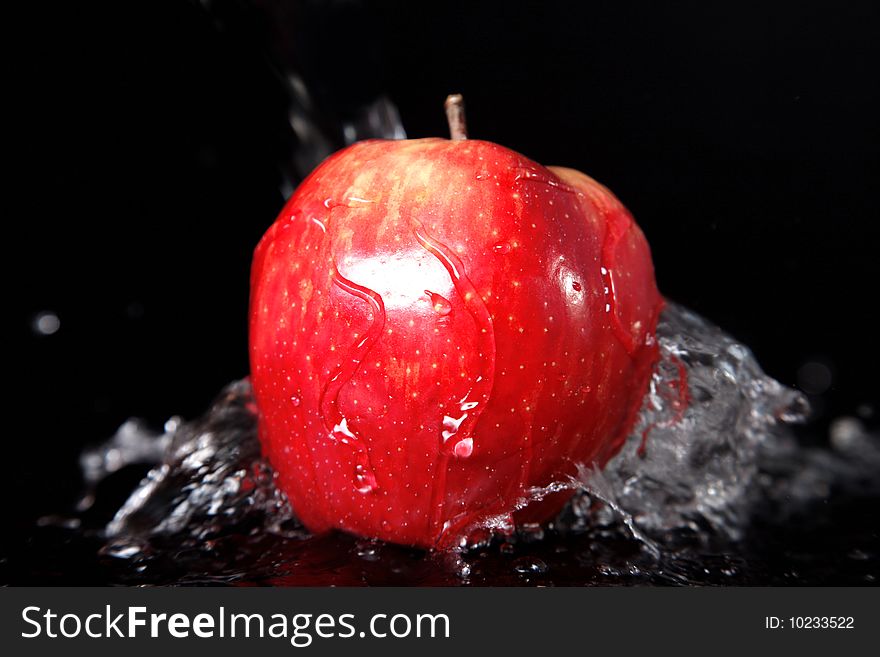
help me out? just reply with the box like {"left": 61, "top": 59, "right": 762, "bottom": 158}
{"left": 444, "top": 94, "right": 468, "bottom": 141}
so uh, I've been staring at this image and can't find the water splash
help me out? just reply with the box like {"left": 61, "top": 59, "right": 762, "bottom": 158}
{"left": 555, "top": 302, "right": 811, "bottom": 544}
{"left": 31, "top": 303, "right": 879, "bottom": 586}
{"left": 89, "top": 382, "right": 305, "bottom": 582}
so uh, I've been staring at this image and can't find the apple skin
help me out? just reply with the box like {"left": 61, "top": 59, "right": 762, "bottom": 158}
{"left": 249, "top": 138, "right": 663, "bottom": 548}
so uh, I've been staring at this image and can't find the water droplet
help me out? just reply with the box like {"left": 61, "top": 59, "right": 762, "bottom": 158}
{"left": 333, "top": 417, "right": 356, "bottom": 439}
{"left": 513, "top": 556, "right": 548, "bottom": 575}
{"left": 441, "top": 413, "right": 468, "bottom": 442}
{"left": 290, "top": 395, "right": 301, "bottom": 407}
{"left": 571, "top": 281, "right": 582, "bottom": 292}
{"left": 32, "top": 311, "right": 61, "bottom": 336}
{"left": 425, "top": 290, "right": 453, "bottom": 316}
{"left": 453, "top": 438, "right": 473, "bottom": 458}
{"left": 103, "top": 543, "right": 141, "bottom": 559}
{"left": 518, "top": 522, "right": 545, "bottom": 542}
{"left": 492, "top": 242, "right": 511, "bottom": 255}
{"left": 355, "top": 540, "right": 379, "bottom": 561}
{"left": 797, "top": 360, "right": 832, "bottom": 395}
{"left": 354, "top": 463, "right": 378, "bottom": 494}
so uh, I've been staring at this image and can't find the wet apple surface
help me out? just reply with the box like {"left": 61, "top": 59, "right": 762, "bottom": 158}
{"left": 248, "top": 126, "right": 664, "bottom": 547}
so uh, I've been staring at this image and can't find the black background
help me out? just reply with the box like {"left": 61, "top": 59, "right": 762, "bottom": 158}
{"left": 9, "top": 0, "right": 879, "bottom": 528}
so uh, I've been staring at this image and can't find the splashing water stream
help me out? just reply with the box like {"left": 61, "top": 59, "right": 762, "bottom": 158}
{"left": 14, "top": 303, "right": 880, "bottom": 585}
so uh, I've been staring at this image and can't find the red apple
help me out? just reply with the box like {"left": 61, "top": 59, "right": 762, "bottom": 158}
{"left": 249, "top": 97, "right": 663, "bottom": 548}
